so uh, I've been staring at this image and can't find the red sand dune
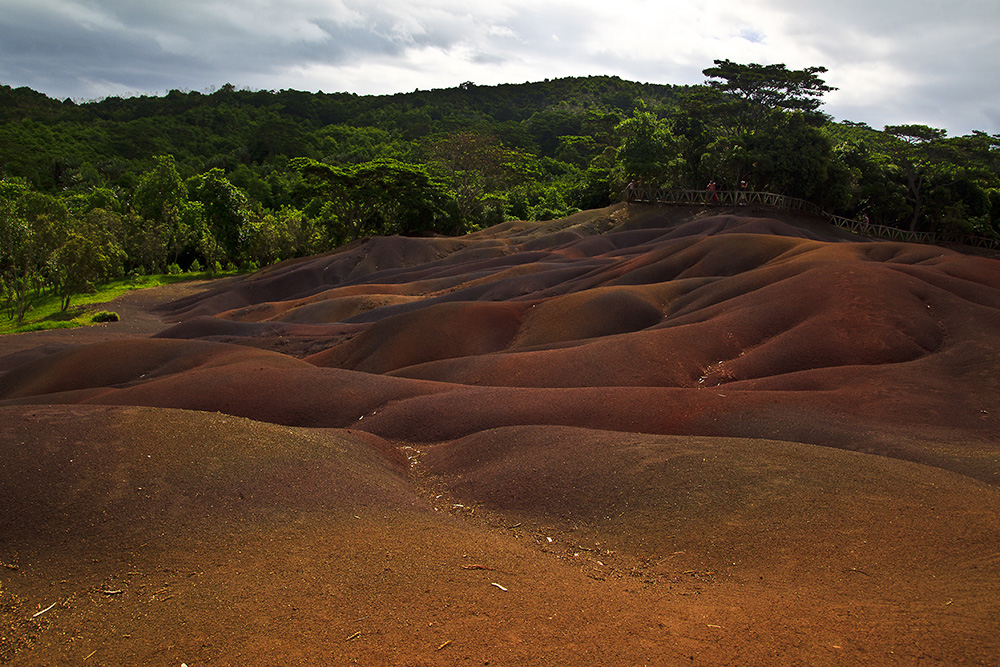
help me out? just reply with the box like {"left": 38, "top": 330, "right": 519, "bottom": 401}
{"left": 1, "top": 203, "right": 999, "bottom": 665}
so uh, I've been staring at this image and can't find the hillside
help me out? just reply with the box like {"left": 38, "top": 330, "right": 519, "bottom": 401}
{"left": 0, "top": 75, "right": 677, "bottom": 190}
{"left": 1, "top": 203, "right": 998, "bottom": 665}
{"left": 3, "top": 69, "right": 997, "bottom": 333}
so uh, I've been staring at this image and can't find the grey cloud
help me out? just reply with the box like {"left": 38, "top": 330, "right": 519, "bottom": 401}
{"left": 0, "top": 0, "right": 996, "bottom": 134}
{"left": 1, "top": 5, "right": 195, "bottom": 96}
{"left": 1, "top": 0, "right": 421, "bottom": 97}
{"left": 756, "top": 0, "right": 1000, "bottom": 133}
{"left": 470, "top": 52, "right": 509, "bottom": 66}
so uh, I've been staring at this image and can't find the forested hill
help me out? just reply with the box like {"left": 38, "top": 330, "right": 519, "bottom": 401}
{"left": 2, "top": 66, "right": 999, "bottom": 325}
{"left": 0, "top": 76, "right": 678, "bottom": 187}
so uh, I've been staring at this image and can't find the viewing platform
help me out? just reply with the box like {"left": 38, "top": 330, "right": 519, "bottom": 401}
{"left": 626, "top": 187, "right": 999, "bottom": 252}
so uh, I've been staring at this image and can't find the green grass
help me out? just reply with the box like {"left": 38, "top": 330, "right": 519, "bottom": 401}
{"left": 0, "top": 271, "right": 233, "bottom": 335}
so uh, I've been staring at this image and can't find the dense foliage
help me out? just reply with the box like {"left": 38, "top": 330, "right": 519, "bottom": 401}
{"left": 2, "top": 67, "right": 998, "bottom": 324}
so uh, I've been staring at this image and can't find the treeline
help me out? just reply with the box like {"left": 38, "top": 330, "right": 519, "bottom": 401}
{"left": 1, "top": 66, "right": 999, "bottom": 323}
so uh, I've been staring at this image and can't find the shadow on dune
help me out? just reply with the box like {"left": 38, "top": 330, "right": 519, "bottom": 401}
{"left": 3, "top": 204, "right": 997, "bottom": 477}
{"left": 2, "top": 203, "right": 999, "bottom": 665}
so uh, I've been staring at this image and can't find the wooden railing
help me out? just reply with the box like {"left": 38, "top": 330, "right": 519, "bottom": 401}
{"left": 624, "top": 187, "right": 1000, "bottom": 251}
{"left": 823, "top": 213, "right": 937, "bottom": 244}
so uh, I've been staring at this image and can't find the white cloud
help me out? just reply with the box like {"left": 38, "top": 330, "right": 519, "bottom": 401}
{"left": 0, "top": 0, "right": 997, "bottom": 134}
{"left": 729, "top": 0, "right": 1000, "bottom": 133}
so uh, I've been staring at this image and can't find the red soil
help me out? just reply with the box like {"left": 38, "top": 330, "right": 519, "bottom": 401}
{"left": 1, "top": 203, "right": 999, "bottom": 665}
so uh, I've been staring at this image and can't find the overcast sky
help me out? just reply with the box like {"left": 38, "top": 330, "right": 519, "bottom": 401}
{"left": 2, "top": 0, "right": 998, "bottom": 136}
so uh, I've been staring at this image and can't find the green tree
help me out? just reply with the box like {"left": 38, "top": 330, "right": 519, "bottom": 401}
{"left": 243, "top": 206, "right": 320, "bottom": 266}
{"left": 0, "top": 182, "right": 71, "bottom": 322}
{"left": 828, "top": 123, "right": 998, "bottom": 234}
{"left": 52, "top": 226, "right": 117, "bottom": 311}
{"left": 365, "top": 160, "right": 460, "bottom": 236}
{"left": 133, "top": 155, "right": 192, "bottom": 263}
{"left": 745, "top": 113, "right": 838, "bottom": 201}
{"left": 883, "top": 125, "right": 954, "bottom": 231}
{"left": 569, "top": 147, "right": 617, "bottom": 210}
{"left": 0, "top": 185, "right": 35, "bottom": 323}
{"left": 702, "top": 59, "right": 836, "bottom": 136}
{"left": 133, "top": 155, "right": 187, "bottom": 222}
{"left": 293, "top": 157, "right": 460, "bottom": 241}
{"left": 187, "top": 168, "right": 249, "bottom": 261}
{"left": 678, "top": 61, "right": 840, "bottom": 198}
{"left": 672, "top": 87, "right": 741, "bottom": 186}
{"left": 424, "top": 132, "right": 534, "bottom": 226}
{"left": 614, "top": 104, "right": 684, "bottom": 194}
{"left": 119, "top": 209, "right": 166, "bottom": 275}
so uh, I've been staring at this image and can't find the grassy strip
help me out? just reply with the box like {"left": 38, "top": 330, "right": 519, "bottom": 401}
{"left": 0, "top": 272, "right": 231, "bottom": 335}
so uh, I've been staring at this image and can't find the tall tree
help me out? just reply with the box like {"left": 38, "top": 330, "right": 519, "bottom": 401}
{"left": 0, "top": 184, "right": 67, "bottom": 323}
{"left": 133, "top": 155, "right": 191, "bottom": 263}
{"left": 0, "top": 182, "right": 34, "bottom": 323}
{"left": 187, "top": 168, "right": 249, "bottom": 261}
{"left": 292, "top": 158, "right": 459, "bottom": 242}
{"left": 614, "top": 104, "right": 684, "bottom": 193}
{"left": 424, "top": 132, "right": 533, "bottom": 225}
{"left": 883, "top": 124, "right": 953, "bottom": 231}
{"left": 702, "top": 59, "right": 836, "bottom": 135}
{"left": 52, "top": 221, "right": 119, "bottom": 311}
{"left": 687, "top": 60, "right": 839, "bottom": 196}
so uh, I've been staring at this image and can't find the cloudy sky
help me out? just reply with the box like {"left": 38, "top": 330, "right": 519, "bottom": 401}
{"left": 2, "top": 0, "right": 998, "bottom": 136}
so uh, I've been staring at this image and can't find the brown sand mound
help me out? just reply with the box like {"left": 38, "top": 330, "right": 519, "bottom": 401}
{"left": 423, "top": 425, "right": 1000, "bottom": 650}
{"left": 307, "top": 300, "right": 531, "bottom": 372}
{"left": 0, "top": 341, "right": 454, "bottom": 428}
{"left": 0, "top": 338, "right": 308, "bottom": 401}
{"left": 160, "top": 235, "right": 471, "bottom": 320}
{"left": 2, "top": 207, "right": 997, "bottom": 463}
{"left": 0, "top": 406, "right": 411, "bottom": 552}
{"left": 3, "top": 409, "right": 998, "bottom": 665}
{"left": 422, "top": 425, "right": 1000, "bottom": 575}
{"left": 2, "top": 203, "right": 999, "bottom": 664}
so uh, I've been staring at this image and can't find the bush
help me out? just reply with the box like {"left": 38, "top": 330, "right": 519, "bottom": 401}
{"left": 189, "top": 259, "right": 203, "bottom": 273}
{"left": 167, "top": 263, "right": 182, "bottom": 275}
{"left": 91, "top": 310, "right": 120, "bottom": 323}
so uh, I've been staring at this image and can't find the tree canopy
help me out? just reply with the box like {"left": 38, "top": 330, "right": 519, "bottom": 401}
{"left": 1, "top": 67, "right": 997, "bottom": 327}
{"left": 703, "top": 59, "right": 836, "bottom": 114}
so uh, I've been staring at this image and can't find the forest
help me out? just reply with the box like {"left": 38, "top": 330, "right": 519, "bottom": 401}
{"left": 2, "top": 61, "right": 999, "bottom": 324}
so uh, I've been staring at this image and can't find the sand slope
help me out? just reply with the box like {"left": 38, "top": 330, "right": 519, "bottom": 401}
{"left": 1, "top": 203, "right": 999, "bottom": 665}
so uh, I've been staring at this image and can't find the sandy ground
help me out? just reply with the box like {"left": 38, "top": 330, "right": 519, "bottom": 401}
{"left": 1, "top": 204, "right": 999, "bottom": 666}
{"left": 0, "top": 279, "right": 216, "bottom": 373}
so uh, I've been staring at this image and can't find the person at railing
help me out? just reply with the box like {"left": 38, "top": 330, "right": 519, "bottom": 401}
{"left": 626, "top": 180, "right": 637, "bottom": 201}
{"left": 738, "top": 180, "right": 748, "bottom": 206}
{"left": 707, "top": 180, "right": 718, "bottom": 203}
